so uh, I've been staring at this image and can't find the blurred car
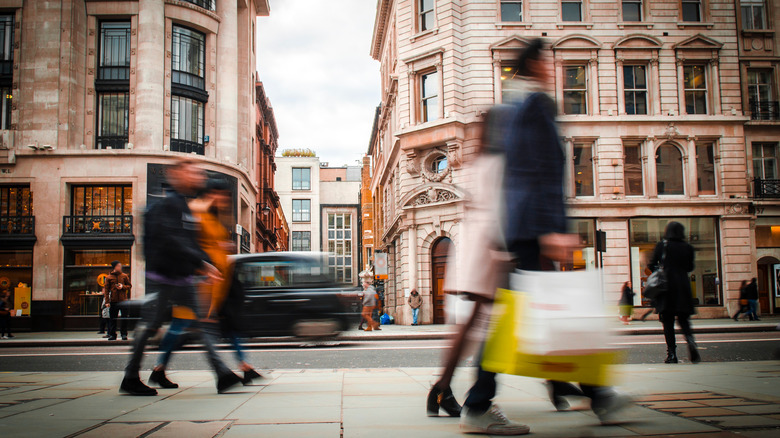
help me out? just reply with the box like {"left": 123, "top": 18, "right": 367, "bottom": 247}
{"left": 227, "top": 251, "right": 362, "bottom": 338}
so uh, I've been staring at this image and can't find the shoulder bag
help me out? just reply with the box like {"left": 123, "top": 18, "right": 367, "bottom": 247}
{"left": 643, "top": 240, "right": 668, "bottom": 300}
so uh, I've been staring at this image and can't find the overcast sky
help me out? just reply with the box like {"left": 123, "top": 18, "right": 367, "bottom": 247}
{"left": 255, "top": 0, "right": 380, "bottom": 167}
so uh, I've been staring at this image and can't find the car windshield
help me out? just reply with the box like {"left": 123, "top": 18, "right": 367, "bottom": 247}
{"left": 236, "top": 257, "right": 333, "bottom": 289}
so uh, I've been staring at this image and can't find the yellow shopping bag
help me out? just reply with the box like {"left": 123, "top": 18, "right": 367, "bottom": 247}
{"left": 482, "top": 281, "right": 622, "bottom": 387}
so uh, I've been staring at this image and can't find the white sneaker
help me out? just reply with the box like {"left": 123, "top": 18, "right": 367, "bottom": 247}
{"left": 460, "top": 404, "right": 530, "bottom": 435}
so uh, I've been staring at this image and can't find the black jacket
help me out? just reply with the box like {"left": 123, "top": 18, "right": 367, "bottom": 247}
{"left": 648, "top": 239, "right": 695, "bottom": 315}
{"left": 143, "top": 191, "right": 210, "bottom": 279}
{"left": 619, "top": 286, "right": 635, "bottom": 306}
{"left": 743, "top": 282, "right": 758, "bottom": 300}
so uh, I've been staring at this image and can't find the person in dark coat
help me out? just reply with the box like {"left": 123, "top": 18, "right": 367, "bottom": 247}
{"left": 618, "top": 281, "right": 635, "bottom": 325}
{"left": 648, "top": 221, "right": 700, "bottom": 364}
{"left": 732, "top": 280, "right": 749, "bottom": 321}
{"left": 743, "top": 278, "right": 760, "bottom": 321}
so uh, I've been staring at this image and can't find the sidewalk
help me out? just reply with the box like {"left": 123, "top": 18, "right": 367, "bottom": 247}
{"left": 1, "top": 362, "right": 780, "bottom": 437}
{"left": 1, "top": 316, "right": 778, "bottom": 348}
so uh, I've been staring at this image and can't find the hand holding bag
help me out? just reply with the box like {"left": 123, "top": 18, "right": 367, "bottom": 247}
{"left": 643, "top": 240, "right": 668, "bottom": 300}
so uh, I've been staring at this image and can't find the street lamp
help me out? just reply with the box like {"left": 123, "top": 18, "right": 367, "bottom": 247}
{"left": 256, "top": 202, "right": 271, "bottom": 216}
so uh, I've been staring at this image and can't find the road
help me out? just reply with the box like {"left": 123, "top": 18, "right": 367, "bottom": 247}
{"left": 0, "top": 332, "right": 778, "bottom": 372}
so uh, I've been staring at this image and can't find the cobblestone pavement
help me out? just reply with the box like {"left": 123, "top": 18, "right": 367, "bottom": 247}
{"left": 1, "top": 362, "right": 779, "bottom": 437}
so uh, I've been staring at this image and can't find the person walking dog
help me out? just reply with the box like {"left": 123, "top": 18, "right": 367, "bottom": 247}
{"left": 409, "top": 289, "right": 422, "bottom": 325}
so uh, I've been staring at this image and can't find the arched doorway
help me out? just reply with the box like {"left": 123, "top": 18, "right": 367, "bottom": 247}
{"left": 757, "top": 256, "right": 780, "bottom": 314}
{"left": 431, "top": 237, "right": 452, "bottom": 324}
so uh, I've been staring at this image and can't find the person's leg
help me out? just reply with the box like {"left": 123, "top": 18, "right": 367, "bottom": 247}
{"left": 119, "top": 305, "right": 129, "bottom": 339}
{"left": 99, "top": 312, "right": 107, "bottom": 333}
{"left": 229, "top": 332, "right": 247, "bottom": 364}
{"left": 124, "top": 282, "right": 176, "bottom": 379}
{"left": 660, "top": 313, "right": 678, "bottom": 363}
{"left": 108, "top": 305, "right": 120, "bottom": 340}
{"left": 412, "top": 308, "right": 419, "bottom": 325}
{"left": 749, "top": 300, "right": 760, "bottom": 320}
{"left": 463, "top": 365, "right": 497, "bottom": 414}
{"left": 155, "top": 318, "right": 191, "bottom": 368}
{"left": 677, "top": 313, "right": 700, "bottom": 363}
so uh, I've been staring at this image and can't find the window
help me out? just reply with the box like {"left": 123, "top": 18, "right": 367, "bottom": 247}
{"left": 656, "top": 144, "right": 684, "bottom": 195}
{"left": 562, "top": 1, "right": 583, "bottom": 22}
{"left": 419, "top": 0, "right": 435, "bottom": 32}
{"left": 681, "top": 0, "right": 702, "bottom": 22}
{"left": 236, "top": 258, "right": 332, "bottom": 289}
{"left": 500, "top": 64, "right": 520, "bottom": 102}
{"left": 292, "top": 199, "right": 311, "bottom": 222}
{"left": 500, "top": 1, "right": 523, "bottom": 22}
{"left": 291, "top": 231, "right": 311, "bottom": 251}
{"left": 0, "top": 85, "right": 11, "bottom": 130}
{"left": 170, "top": 96, "right": 205, "bottom": 154}
{"left": 420, "top": 71, "right": 439, "bottom": 122}
{"left": 0, "top": 185, "right": 33, "bottom": 235}
{"left": 753, "top": 143, "right": 778, "bottom": 180}
{"left": 747, "top": 69, "right": 776, "bottom": 120}
{"left": 566, "top": 219, "right": 596, "bottom": 271}
{"left": 563, "top": 65, "right": 587, "bottom": 115}
{"left": 172, "top": 26, "right": 206, "bottom": 90}
{"left": 0, "top": 15, "right": 13, "bottom": 130}
{"left": 96, "top": 93, "right": 129, "bottom": 149}
{"left": 696, "top": 143, "right": 716, "bottom": 195}
{"left": 67, "top": 185, "right": 133, "bottom": 234}
{"left": 181, "top": 0, "right": 215, "bottom": 11}
{"left": 683, "top": 65, "right": 707, "bottom": 115}
{"left": 741, "top": 0, "right": 766, "bottom": 30}
{"left": 622, "top": 0, "right": 642, "bottom": 21}
{"left": 624, "top": 144, "right": 644, "bottom": 196}
{"left": 292, "top": 168, "right": 311, "bottom": 190}
{"left": 327, "top": 213, "right": 353, "bottom": 283}
{"left": 64, "top": 249, "right": 130, "bottom": 316}
{"left": 98, "top": 22, "right": 131, "bottom": 81}
{"left": 95, "top": 21, "right": 131, "bottom": 149}
{"left": 431, "top": 155, "right": 448, "bottom": 174}
{"left": 624, "top": 65, "right": 647, "bottom": 115}
{"left": 573, "top": 143, "right": 594, "bottom": 196}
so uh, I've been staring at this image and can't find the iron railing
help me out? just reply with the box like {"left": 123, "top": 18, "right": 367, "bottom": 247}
{"left": 754, "top": 178, "right": 780, "bottom": 198}
{"left": 96, "top": 136, "right": 127, "bottom": 149}
{"left": 0, "top": 216, "right": 34, "bottom": 235}
{"left": 241, "top": 228, "right": 251, "bottom": 253}
{"left": 180, "top": 0, "right": 216, "bottom": 11}
{"left": 170, "top": 139, "right": 205, "bottom": 155}
{"left": 63, "top": 215, "right": 133, "bottom": 234}
{"left": 749, "top": 101, "right": 780, "bottom": 121}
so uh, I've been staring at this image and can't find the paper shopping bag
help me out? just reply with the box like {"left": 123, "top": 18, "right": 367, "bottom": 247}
{"left": 481, "top": 270, "right": 622, "bottom": 386}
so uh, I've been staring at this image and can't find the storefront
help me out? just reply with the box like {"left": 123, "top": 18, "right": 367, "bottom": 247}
{"left": 0, "top": 185, "right": 35, "bottom": 321}
{"left": 755, "top": 217, "right": 780, "bottom": 314}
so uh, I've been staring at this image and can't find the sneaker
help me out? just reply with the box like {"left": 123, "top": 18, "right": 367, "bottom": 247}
{"left": 121, "top": 336, "right": 128, "bottom": 341}
{"left": 592, "top": 390, "right": 633, "bottom": 424}
{"left": 460, "top": 405, "right": 530, "bottom": 435}
{"left": 120, "top": 377, "right": 158, "bottom": 396}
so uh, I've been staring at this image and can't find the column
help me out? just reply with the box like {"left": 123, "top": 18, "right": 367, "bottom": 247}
{"left": 134, "top": 0, "right": 165, "bottom": 150}
{"left": 676, "top": 58, "right": 685, "bottom": 116}
{"left": 710, "top": 59, "right": 722, "bottom": 115}
{"left": 589, "top": 55, "right": 600, "bottom": 115}
{"left": 407, "top": 225, "right": 418, "bottom": 291}
{"left": 686, "top": 137, "right": 698, "bottom": 198}
{"left": 216, "top": 0, "right": 238, "bottom": 163}
{"left": 645, "top": 138, "right": 658, "bottom": 197}
{"left": 616, "top": 58, "right": 625, "bottom": 115}
{"left": 650, "top": 57, "right": 661, "bottom": 115}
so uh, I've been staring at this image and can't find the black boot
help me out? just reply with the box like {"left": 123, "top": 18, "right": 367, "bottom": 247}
{"left": 242, "top": 369, "right": 263, "bottom": 385}
{"left": 664, "top": 348, "right": 678, "bottom": 364}
{"left": 120, "top": 377, "right": 158, "bottom": 396}
{"left": 148, "top": 369, "right": 179, "bottom": 388}
{"left": 426, "top": 385, "right": 462, "bottom": 417}
{"left": 217, "top": 372, "right": 242, "bottom": 393}
{"left": 686, "top": 336, "right": 701, "bottom": 364}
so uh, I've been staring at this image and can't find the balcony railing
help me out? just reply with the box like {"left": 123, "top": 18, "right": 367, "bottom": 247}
{"left": 754, "top": 178, "right": 780, "bottom": 198}
{"left": 749, "top": 101, "right": 780, "bottom": 121}
{"left": 180, "top": 0, "right": 215, "bottom": 11}
{"left": 96, "top": 136, "right": 127, "bottom": 150}
{"left": 170, "top": 139, "right": 205, "bottom": 155}
{"left": 63, "top": 215, "right": 133, "bottom": 235}
{"left": 240, "top": 228, "right": 251, "bottom": 254}
{"left": 0, "top": 216, "right": 35, "bottom": 235}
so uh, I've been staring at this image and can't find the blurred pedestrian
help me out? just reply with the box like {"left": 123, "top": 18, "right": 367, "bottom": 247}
{"left": 120, "top": 158, "right": 241, "bottom": 396}
{"left": 0, "top": 289, "right": 12, "bottom": 339}
{"left": 409, "top": 289, "right": 422, "bottom": 325}
{"left": 744, "top": 278, "right": 760, "bottom": 321}
{"left": 648, "top": 221, "right": 700, "bottom": 364}
{"left": 732, "top": 280, "right": 749, "bottom": 321}
{"left": 106, "top": 261, "right": 131, "bottom": 341}
{"left": 361, "top": 280, "right": 379, "bottom": 331}
{"left": 618, "top": 281, "right": 635, "bottom": 325}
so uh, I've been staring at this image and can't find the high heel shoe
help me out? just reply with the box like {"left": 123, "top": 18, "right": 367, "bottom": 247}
{"left": 242, "top": 369, "right": 263, "bottom": 385}
{"left": 426, "top": 385, "right": 462, "bottom": 417}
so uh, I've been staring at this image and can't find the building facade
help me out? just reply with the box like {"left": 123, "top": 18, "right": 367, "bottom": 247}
{"left": 276, "top": 155, "right": 321, "bottom": 254}
{"left": 360, "top": 154, "right": 375, "bottom": 273}
{"left": 0, "top": 0, "right": 270, "bottom": 330}
{"left": 368, "top": 0, "right": 774, "bottom": 325}
{"left": 254, "top": 81, "right": 285, "bottom": 252}
{"left": 320, "top": 164, "right": 362, "bottom": 286}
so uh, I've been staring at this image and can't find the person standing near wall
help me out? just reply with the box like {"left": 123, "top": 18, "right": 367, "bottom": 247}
{"left": 105, "top": 261, "right": 131, "bottom": 341}
{"left": 409, "top": 289, "right": 422, "bottom": 325}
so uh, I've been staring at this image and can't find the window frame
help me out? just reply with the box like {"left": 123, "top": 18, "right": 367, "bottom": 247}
{"left": 417, "top": 0, "right": 436, "bottom": 33}
{"left": 419, "top": 69, "right": 440, "bottom": 123}
{"left": 96, "top": 92, "right": 130, "bottom": 150}
{"left": 97, "top": 21, "right": 131, "bottom": 82}
{"left": 623, "top": 64, "right": 649, "bottom": 115}
{"left": 562, "top": 64, "right": 588, "bottom": 115}
{"left": 291, "top": 231, "right": 311, "bottom": 252}
{"left": 752, "top": 142, "right": 778, "bottom": 180}
{"left": 69, "top": 184, "right": 133, "bottom": 217}
{"left": 572, "top": 142, "right": 596, "bottom": 197}
{"left": 171, "top": 25, "right": 206, "bottom": 92}
{"left": 170, "top": 95, "right": 205, "bottom": 154}
{"left": 623, "top": 142, "right": 645, "bottom": 197}
{"left": 622, "top": 0, "right": 643, "bottom": 22}
{"left": 499, "top": 0, "right": 524, "bottom": 23}
{"left": 291, "top": 199, "right": 311, "bottom": 223}
{"left": 695, "top": 142, "right": 717, "bottom": 196}
{"left": 326, "top": 213, "right": 353, "bottom": 284}
{"left": 292, "top": 167, "right": 311, "bottom": 191}
{"left": 740, "top": 0, "right": 767, "bottom": 30}
{"left": 561, "top": 0, "right": 584, "bottom": 22}
{"left": 683, "top": 64, "right": 708, "bottom": 115}
{"left": 654, "top": 143, "right": 686, "bottom": 196}
{"left": 681, "top": 0, "right": 703, "bottom": 23}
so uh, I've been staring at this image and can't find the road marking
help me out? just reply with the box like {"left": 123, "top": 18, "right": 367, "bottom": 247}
{"left": 613, "top": 338, "right": 780, "bottom": 346}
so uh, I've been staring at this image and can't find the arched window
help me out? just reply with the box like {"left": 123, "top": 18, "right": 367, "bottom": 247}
{"left": 656, "top": 144, "right": 684, "bottom": 195}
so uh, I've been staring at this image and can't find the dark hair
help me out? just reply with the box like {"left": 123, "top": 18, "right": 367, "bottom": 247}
{"left": 664, "top": 221, "right": 686, "bottom": 241}
{"left": 514, "top": 38, "right": 545, "bottom": 77}
{"left": 110, "top": 260, "right": 121, "bottom": 269}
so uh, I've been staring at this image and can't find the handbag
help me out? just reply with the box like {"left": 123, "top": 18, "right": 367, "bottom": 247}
{"left": 643, "top": 240, "right": 668, "bottom": 300}
{"left": 101, "top": 305, "right": 110, "bottom": 319}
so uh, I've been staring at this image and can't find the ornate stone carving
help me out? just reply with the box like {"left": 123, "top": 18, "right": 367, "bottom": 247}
{"left": 663, "top": 123, "right": 680, "bottom": 139}
{"left": 421, "top": 148, "right": 452, "bottom": 182}
{"left": 410, "top": 188, "right": 459, "bottom": 206}
{"left": 405, "top": 152, "right": 421, "bottom": 175}
{"left": 728, "top": 204, "right": 746, "bottom": 215}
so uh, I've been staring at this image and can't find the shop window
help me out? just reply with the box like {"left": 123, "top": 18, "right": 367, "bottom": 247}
{"left": 327, "top": 213, "right": 353, "bottom": 283}
{"left": 566, "top": 218, "right": 596, "bottom": 271}
{"left": 656, "top": 144, "right": 685, "bottom": 195}
{"left": 292, "top": 167, "right": 311, "bottom": 190}
{"left": 741, "top": 0, "right": 766, "bottom": 30}
{"left": 683, "top": 65, "right": 707, "bottom": 115}
{"left": 681, "top": 0, "right": 702, "bottom": 22}
{"left": 696, "top": 143, "right": 716, "bottom": 195}
{"left": 622, "top": 0, "right": 642, "bottom": 22}
{"left": 624, "top": 65, "right": 648, "bottom": 115}
{"left": 562, "top": 0, "right": 583, "bottom": 22}
{"left": 629, "top": 217, "right": 720, "bottom": 306}
{"left": 292, "top": 199, "right": 311, "bottom": 222}
{"left": 64, "top": 249, "right": 130, "bottom": 316}
{"left": 624, "top": 143, "right": 644, "bottom": 196}
{"left": 563, "top": 65, "right": 587, "bottom": 115}
{"left": 291, "top": 231, "right": 310, "bottom": 251}
{"left": 0, "top": 249, "right": 33, "bottom": 312}
{"left": 573, "top": 143, "right": 594, "bottom": 197}
{"left": 753, "top": 142, "right": 778, "bottom": 180}
{"left": 0, "top": 185, "right": 33, "bottom": 234}
{"left": 420, "top": 70, "right": 439, "bottom": 123}
{"left": 500, "top": 0, "right": 523, "bottom": 22}
{"left": 755, "top": 225, "right": 780, "bottom": 248}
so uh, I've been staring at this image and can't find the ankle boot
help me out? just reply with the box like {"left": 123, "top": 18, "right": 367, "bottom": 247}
{"left": 148, "top": 369, "right": 179, "bottom": 389}
{"left": 664, "top": 348, "right": 678, "bottom": 364}
{"left": 426, "top": 385, "right": 462, "bottom": 417}
{"left": 242, "top": 369, "right": 263, "bottom": 385}
{"left": 686, "top": 336, "right": 701, "bottom": 364}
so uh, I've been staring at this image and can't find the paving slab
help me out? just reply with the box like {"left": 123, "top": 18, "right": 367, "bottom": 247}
{"left": 73, "top": 421, "right": 163, "bottom": 438}
{"left": 148, "top": 420, "right": 232, "bottom": 438}
{"left": 222, "top": 422, "right": 341, "bottom": 438}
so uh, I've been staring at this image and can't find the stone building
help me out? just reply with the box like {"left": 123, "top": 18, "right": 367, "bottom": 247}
{"left": 360, "top": 153, "right": 375, "bottom": 273}
{"left": 0, "top": 0, "right": 271, "bottom": 330}
{"left": 276, "top": 154, "right": 321, "bottom": 254}
{"left": 368, "top": 0, "right": 771, "bottom": 324}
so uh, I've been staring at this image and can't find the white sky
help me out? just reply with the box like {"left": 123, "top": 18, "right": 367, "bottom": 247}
{"left": 256, "top": 0, "right": 380, "bottom": 167}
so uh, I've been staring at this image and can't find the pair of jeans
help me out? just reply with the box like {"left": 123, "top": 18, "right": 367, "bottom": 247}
{"left": 108, "top": 304, "right": 128, "bottom": 338}
{"left": 155, "top": 316, "right": 231, "bottom": 376}
{"left": 747, "top": 299, "right": 759, "bottom": 320}
{"left": 411, "top": 308, "right": 419, "bottom": 325}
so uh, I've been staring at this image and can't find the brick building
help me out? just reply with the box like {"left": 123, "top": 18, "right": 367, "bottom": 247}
{"left": 367, "top": 0, "right": 777, "bottom": 325}
{"left": 254, "top": 81, "right": 286, "bottom": 252}
{"left": 0, "top": 0, "right": 273, "bottom": 330}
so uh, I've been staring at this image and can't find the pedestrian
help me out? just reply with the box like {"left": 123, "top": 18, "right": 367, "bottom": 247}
{"left": 119, "top": 158, "right": 241, "bottom": 396}
{"left": 106, "top": 261, "right": 131, "bottom": 341}
{"left": 409, "top": 289, "right": 422, "bottom": 325}
{"left": 732, "top": 280, "right": 749, "bottom": 321}
{"left": 744, "top": 278, "right": 760, "bottom": 321}
{"left": 618, "top": 281, "right": 635, "bottom": 325}
{"left": 0, "top": 289, "right": 12, "bottom": 339}
{"left": 357, "top": 289, "right": 366, "bottom": 330}
{"left": 98, "top": 285, "right": 109, "bottom": 336}
{"left": 361, "top": 280, "right": 379, "bottom": 331}
{"left": 648, "top": 221, "right": 700, "bottom": 364}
